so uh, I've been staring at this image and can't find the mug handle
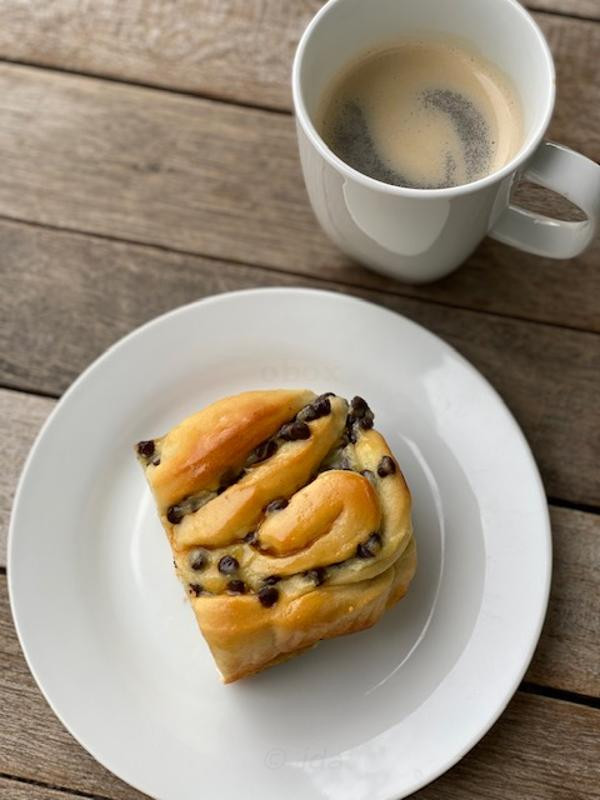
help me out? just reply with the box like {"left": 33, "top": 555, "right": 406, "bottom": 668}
{"left": 489, "top": 141, "right": 600, "bottom": 258}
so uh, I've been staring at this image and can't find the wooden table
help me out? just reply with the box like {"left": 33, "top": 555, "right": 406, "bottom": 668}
{"left": 1, "top": 1, "right": 599, "bottom": 798}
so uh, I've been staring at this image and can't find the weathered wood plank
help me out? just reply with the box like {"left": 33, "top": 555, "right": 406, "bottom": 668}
{"left": 0, "top": 50, "right": 598, "bottom": 333}
{"left": 528, "top": 0, "right": 600, "bottom": 18}
{"left": 0, "top": 776, "right": 105, "bottom": 800}
{"left": 0, "top": 4, "right": 597, "bottom": 798}
{"left": 1, "top": 576, "right": 598, "bottom": 800}
{"left": 0, "top": 3, "right": 596, "bottom": 110}
{"left": 2, "top": 375, "right": 599, "bottom": 694}
{"left": 0, "top": 390, "right": 54, "bottom": 567}
{"left": 0, "top": 584, "right": 146, "bottom": 800}
{"left": 0, "top": 0, "right": 322, "bottom": 111}
{"left": 415, "top": 693, "right": 600, "bottom": 799}
{"left": 1, "top": 221, "right": 599, "bottom": 505}
{"left": 526, "top": 507, "right": 600, "bottom": 696}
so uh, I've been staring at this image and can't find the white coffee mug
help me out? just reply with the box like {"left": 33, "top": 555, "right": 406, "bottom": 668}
{"left": 292, "top": 0, "right": 600, "bottom": 283}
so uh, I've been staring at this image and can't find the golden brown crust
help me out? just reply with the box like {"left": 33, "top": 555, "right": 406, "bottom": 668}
{"left": 147, "top": 389, "right": 314, "bottom": 510}
{"left": 195, "top": 537, "right": 417, "bottom": 683}
{"left": 136, "top": 389, "right": 416, "bottom": 682}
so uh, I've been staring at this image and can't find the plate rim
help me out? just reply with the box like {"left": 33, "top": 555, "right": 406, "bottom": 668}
{"left": 7, "top": 287, "right": 552, "bottom": 800}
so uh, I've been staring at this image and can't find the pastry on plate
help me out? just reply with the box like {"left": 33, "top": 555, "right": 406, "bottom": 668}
{"left": 136, "top": 389, "right": 416, "bottom": 682}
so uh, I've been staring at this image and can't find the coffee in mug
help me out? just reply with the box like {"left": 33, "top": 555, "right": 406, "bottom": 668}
{"left": 316, "top": 39, "right": 524, "bottom": 189}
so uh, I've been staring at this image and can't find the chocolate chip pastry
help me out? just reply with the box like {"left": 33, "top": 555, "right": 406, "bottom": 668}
{"left": 136, "top": 389, "right": 416, "bottom": 682}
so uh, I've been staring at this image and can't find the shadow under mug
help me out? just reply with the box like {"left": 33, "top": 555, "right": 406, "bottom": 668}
{"left": 292, "top": 0, "right": 600, "bottom": 283}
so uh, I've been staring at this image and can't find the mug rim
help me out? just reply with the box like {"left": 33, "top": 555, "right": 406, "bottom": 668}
{"left": 292, "top": 0, "right": 556, "bottom": 199}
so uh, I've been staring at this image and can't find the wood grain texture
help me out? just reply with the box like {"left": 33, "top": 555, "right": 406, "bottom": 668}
{"left": 528, "top": 0, "right": 600, "bottom": 18}
{"left": 0, "top": 776, "right": 100, "bottom": 800}
{"left": 0, "top": 2, "right": 597, "bottom": 110}
{"left": 0, "top": 0, "right": 322, "bottom": 110}
{"left": 527, "top": 507, "right": 600, "bottom": 696}
{"left": 2, "top": 221, "right": 599, "bottom": 505}
{"left": 0, "top": 583, "right": 147, "bottom": 798}
{"left": 0, "top": 581, "right": 146, "bottom": 800}
{"left": 1, "top": 381, "right": 598, "bottom": 694}
{"left": 0, "top": 46, "right": 599, "bottom": 333}
{"left": 0, "top": 390, "right": 54, "bottom": 566}
{"left": 415, "top": 693, "right": 600, "bottom": 799}
{"left": 0, "top": 2, "right": 597, "bottom": 796}
{"left": 1, "top": 576, "right": 598, "bottom": 799}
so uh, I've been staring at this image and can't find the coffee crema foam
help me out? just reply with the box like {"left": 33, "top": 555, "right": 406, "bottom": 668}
{"left": 317, "top": 39, "right": 524, "bottom": 189}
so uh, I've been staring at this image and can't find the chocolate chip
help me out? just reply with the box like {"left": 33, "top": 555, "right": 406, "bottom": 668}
{"left": 218, "top": 555, "right": 239, "bottom": 575}
{"left": 350, "top": 396, "right": 369, "bottom": 418}
{"left": 356, "top": 532, "right": 382, "bottom": 559}
{"left": 258, "top": 586, "right": 279, "bottom": 607}
{"left": 265, "top": 497, "right": 288, "bottom": 513}
{"left": 356, "top": 543, "right": 374, "bottom": 559}
{"left": 218, "top": 468, "right": 245, "bottom": 493}
{"left": 320, "top": 392, "right": 336, "bottom": 398}
{"left": 189, "top": 583, "right": 203, "bottom": 597}
{"left": 227, "top": 580, "right": 246, "bottom": 594}
{"left": 263, "top": 574, "right": 281, "bottom": 586}
{"left": 243, "top": 531, "right": 258, "bottom": 545}
{"left": 305, "top": 567, "right": 327, "bottom": 586}
{"left": 368, "top": 532, "right": 382, "bottom": 549}
{"left": 252, "top": 438, "right": 278, "bottom": 463}
{"left": 152, "top": 458, "right": 161, "bottom": 466}
{"left": 314, "top": 395, "right": 332, "bottom": 416}
{"left": 167, "top": 504, "right": 183, "bottom": 524}
{"left": 359, "top": 411, "right": 374, "bottom": 430}
{"left": 377, "top": 456, "right": 396, "bottom": 477}
{"left": 279, "top": 420, "right": 311, "bottom": 441}
{"left": 189, "top": 549, "right": 208, "bottom": 571}
{"left": 137, "top": 440, "right": 155, "bottom": 458}
{"left": 361, "top": 469, "right": 376, "bottom": 483}
{"left": 302, "top": 396, "right": 331, "bottom": 421}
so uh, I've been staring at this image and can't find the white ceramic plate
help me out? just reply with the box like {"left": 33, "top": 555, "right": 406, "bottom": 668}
{"left": 9, "top": 288, "right": 551, "bottom": 800}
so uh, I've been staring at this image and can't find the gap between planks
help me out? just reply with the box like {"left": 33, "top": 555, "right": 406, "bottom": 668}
{"left": 0, "top": 213, "right": 597, "bottom": 341}
{"left": 520, "top": 682, "right": 600, "bottom": 709}
{"left": 0, "top": 14, "right": 599, "bottom": 333}
{"left": 1, "top": 17, "right": 597, "bottom": 118}
{"left": 0, "top": 773, "right": 114, "bottom": 800}
{"left": 0, "top": 670, "right": 597, "bottom": 800}
{"left": 2, "top": 388, "right": 599, "bottom": 698}
{"left": 0, "top": 55, "right": 291, "bottom": 116}
{"left": 547, "top": 496, "right": 600, "bottom": 516}
{"left": 0, "top": 8, "right": 597, "bottom": 116}
{"left": 1, "top": 378, "right": 599, "bottom": 517}
{"left": 1, "top": 381, "right": 599, "bottom": 521}
{"left": 1, "top": 221, "right": 599, "bottom": 506}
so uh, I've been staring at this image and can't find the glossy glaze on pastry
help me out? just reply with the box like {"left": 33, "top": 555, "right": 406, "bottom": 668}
{"left": 136, "top": 389, "right": 416, "bottom": 682}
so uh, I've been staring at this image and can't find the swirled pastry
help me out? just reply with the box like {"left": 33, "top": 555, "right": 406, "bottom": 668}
{"left": 136, "top": 389, "right": 416, "bottom": 682}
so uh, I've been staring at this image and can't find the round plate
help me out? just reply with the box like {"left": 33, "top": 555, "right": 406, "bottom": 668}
{"left": 9, "top": 288, "right": 551, "bottom": 800}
